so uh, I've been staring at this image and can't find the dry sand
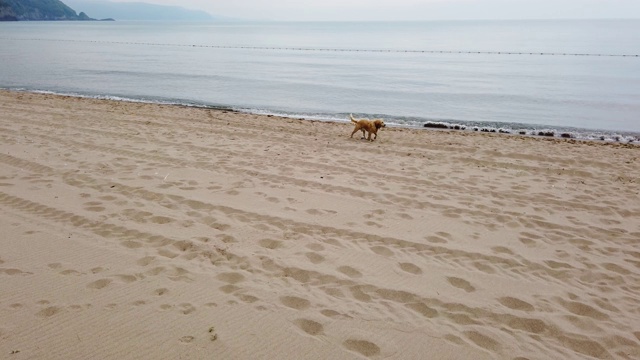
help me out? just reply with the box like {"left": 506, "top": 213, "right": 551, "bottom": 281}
{"left": 0, "top": 90, "right": 639, "bottom": 359}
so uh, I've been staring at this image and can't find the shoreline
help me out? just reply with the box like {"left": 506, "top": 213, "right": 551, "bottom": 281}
{"left": 5, "top": 88, "right": 640, "bottom": 144}
{"left": 1, "top": 90, "right": 639, "bottom": 359}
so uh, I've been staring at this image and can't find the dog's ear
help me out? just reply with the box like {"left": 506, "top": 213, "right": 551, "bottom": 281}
{"left": 375, "top": 120, "right": 384, "bottom": 129}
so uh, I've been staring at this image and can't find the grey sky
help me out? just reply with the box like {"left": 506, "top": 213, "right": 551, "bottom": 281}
{"left": 106, "top": 0, "right": 640, "bottom": 21}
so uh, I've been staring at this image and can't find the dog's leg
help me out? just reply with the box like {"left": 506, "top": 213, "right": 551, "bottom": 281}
{"left": 351, "top": 127, "right": 360, "bottom": 138}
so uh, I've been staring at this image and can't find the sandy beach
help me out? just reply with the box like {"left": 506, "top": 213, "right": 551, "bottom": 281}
{"left": 0, "top": 89, "right": 639, "bottom": 359}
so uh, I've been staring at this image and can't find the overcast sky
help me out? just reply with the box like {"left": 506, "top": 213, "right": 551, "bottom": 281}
{"left": 105, "top": 0, "right": 640, "bottom": 21}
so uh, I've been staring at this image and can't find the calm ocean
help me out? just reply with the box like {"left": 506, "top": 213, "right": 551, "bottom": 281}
{"left": 1, "top": 20, "right": 639, "bottom": 140}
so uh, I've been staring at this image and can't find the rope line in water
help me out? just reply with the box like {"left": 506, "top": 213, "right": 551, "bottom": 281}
{"left": 2, "top": 37, "right": 639, "bottom": 57}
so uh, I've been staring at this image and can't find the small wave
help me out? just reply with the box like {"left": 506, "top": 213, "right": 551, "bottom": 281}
{"left": 31, "top": 89, "right": 186, "bottom": 106}
{"left": 233, "top": 107, "right": 350, "bottom": 123}
{"left": 13, "top": 88, "right": 234, "bottom": 111}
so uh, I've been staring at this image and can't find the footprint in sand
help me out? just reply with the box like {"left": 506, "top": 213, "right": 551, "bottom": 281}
{"left": 425, "top": 235, "right": 448, "bottom": 244}
{"left": 98, "top": 195, "right": 117, "bottom": 201}
{"left": 178, "top": 186, "right": 197, "bottom": 191}
{"left": 216, "top": 234, "right": 237, "bottom": 244}
{"left": 518, "top": 232, "right": 541, "bottom": 247}
{"left": 602, "top": 262, "right": 631, "bottom": 275}
{"left": 87, "top": 278, "right": 112, "bottom": 289}
{"left": 150, "top": 216, "right": 174, "bottom": 224}
{"left": 137, "top": 256, "right": 156, "bottom": 267}
{"left": 179, "top": 303, "right": 196, "bottom": 315}
{"left": 558, "top": 299, "right": 609, "bottom": 320}
{"left": 59, "top": 268, "right": 82, "bottom": 276}
{"left": 544, "top": 260, "right": 573, "bottom": 269}
{"left": 349, "top": 286, "right": 372, "bottom": 302}
{"left": 121, "top": 240, "right": 143, "bottom": 249}
{"left": 220, "top": 284, "right": 240, "bottom": 294}
{"left": 491, "top": 246, "right": 515, "bottom": 255}
{"left": 406, "top": 302, "right": 438, "bottom": 318}
{"left": 217, "top": 272, "right": 245, "bottom": 284}
{"left": 173, "top": 240, "right": 197, "bottom": 253}
{"left": 259, "top": 239, "right": 283, "bottom": 249}
{"left": 36, "top": 306, "right": 63, "bottom": 318}
{"left": 83, "top": 201, "right": 106, "bottom": 212}
{"left": 443, "top": 334, "right": 465, "bottom": 345}
{"left": 464, "top": 330, "right": 500, "bottom": 352}
{"left": 157, "top": 248, "right": 179, "bottom": 259}
{"left": 280, "top": 296, "right": 311, "bottom": 310}
{"left": 398, "top": 262, "right": 422, "bottom": 275}
{"left": 497, "top": 297, "right": 534, "bottom": 312}
{"left": 306, "top": 243, "right": 325, "bottom": 251}
{"left": 179, "top": 335, "right": 195, "bottom": 344}
{"left": 0, "top": 268, "right": 32, "bottom": 276}
{"left": 305, "top": 252, "right": 325, "bottom": 264}
{"left": 370, "top": 245, "right": 394, "bottom": 257}
{"left": 115, "top": 274, "right": 138, "bottom": 283}
{"left": 235, "top": 293, "right": 259, "bottom": 304}
{"left": 343, "top": 339, "right": 381, "bottom": 357}
{"left": 294, "top": 318, "right": 324, "bottom": 336}
{"left": 338, "top": 266, "right": 362, "bottom": 278}
{"left": 154, "top": 288, "right": 169, "bottom": 296}
{"left": 320, "top": 309, "right": 352, "bottom": 319}
{"left": 447, "top": 277, "right": 476, "bottom": 292}
{"left": 365, "top": 221, "right": 383, "bottom": 228}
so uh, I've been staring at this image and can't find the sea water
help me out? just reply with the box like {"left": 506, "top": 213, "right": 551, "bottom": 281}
{"left": 1, "top": 20, "right": 639, "bottom": 140}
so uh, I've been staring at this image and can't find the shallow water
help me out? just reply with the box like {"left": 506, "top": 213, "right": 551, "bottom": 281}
{"left": 1, "top": 20, "right": 639, "bottom": 140}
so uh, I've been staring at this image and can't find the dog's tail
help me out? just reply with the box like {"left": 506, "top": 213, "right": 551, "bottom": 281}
{"left": 349, "top": 114, "right": 357, "bottom": 123}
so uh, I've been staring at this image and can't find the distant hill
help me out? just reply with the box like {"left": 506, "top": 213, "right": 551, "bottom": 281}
{"left": 0, "top": 0, "right": 99, "bottom": 21}
{"left": 63, "top": 0, "right": 217, "bottom": 21}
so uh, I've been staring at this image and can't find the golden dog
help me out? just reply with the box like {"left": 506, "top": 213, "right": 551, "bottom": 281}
{"left": 349, "top": 114, "right": 385, "bottom": 141}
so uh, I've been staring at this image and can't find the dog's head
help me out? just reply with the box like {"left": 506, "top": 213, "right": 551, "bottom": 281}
{"left": 374, "top": 119, "right": 386, "bottom": 129}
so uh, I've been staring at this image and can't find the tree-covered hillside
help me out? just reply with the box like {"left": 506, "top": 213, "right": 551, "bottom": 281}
{"left": 0, "top": 0, "right": 93, "bottom": 20}
{"left": 0, "top": 0, "right": 17, "bottom": 20}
